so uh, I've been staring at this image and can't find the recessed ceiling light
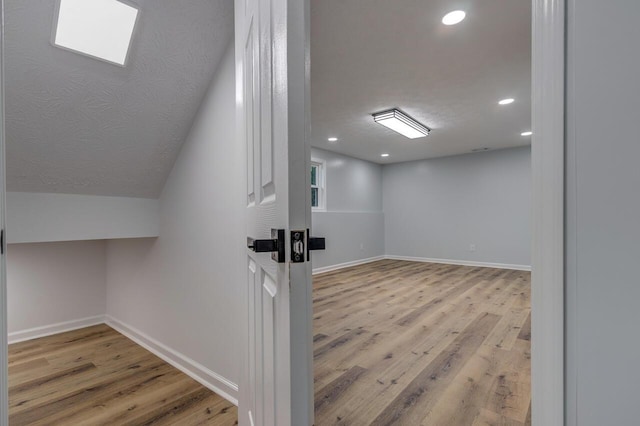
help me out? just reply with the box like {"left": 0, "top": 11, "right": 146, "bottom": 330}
{"left": 381, "top": 153, "right": 390, "bottom": 157}
{"left": 372, "top": 109, "right": 431, "bottom": 139}
{"left": 53, "top": 0, "right": 139, "bottom": 66}
{"left": 499, "top": 98, "right": 515, "bottom": 105}
{"left": 521, "top": 131, "right": 533, "bottom": 136}
{"left": 328, "top": 137, "right": 338, "bottom": 142}
{"left": 442, "top": 10, "right": 466, "bottom": 26}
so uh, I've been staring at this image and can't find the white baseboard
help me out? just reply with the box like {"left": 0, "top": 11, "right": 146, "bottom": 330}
{"left": 384, "top": 255, "right": 531, "bottom": 271}
{"left": 312, "top": 255, "right": 385, "bottom": 275}
{"left": 105, "top": 315, "right": 238, "bottom": 406}
{"left": 8, "top": 315, "right": 106, "bottom": 344}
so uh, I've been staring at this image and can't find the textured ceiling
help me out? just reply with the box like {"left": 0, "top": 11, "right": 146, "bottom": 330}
{"left": 311, "top": 0, "right": 532, "bottom": 164}
{"left": 5, "top": 0, "right": 234, "bottom": 197}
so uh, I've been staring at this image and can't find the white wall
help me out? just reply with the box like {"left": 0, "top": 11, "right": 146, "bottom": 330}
{"left": 383, "top": 147, "right": 531, "bottom": 268}
{"left": 105, "top": 44, "right": 241, "bottom": 399}
{"left": 565, "top": 1, "right": 640, "bottom": 424}
{"left": 7, "top": 240, "right": 106, "bottom": 339}
{"left": 310, "top": 148, "right": 384, "bottom": 271}
{"left": 6, "top": 192, "right": 159, "bottom": 243}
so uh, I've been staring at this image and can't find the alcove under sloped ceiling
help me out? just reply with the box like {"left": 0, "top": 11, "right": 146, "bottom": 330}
{"left": 4, "top": 0, "right": 234, "bottom": 198}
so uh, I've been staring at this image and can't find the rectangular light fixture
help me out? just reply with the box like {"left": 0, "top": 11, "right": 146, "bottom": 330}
{"left": 372, "top": 109, "right": 431, "bottom": 139}
{"left": 53, "top": 0, "right": 139, "bottom": 66}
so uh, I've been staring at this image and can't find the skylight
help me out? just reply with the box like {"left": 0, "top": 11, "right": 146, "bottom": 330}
{"left": 53, "top": 0, "right": 139, "bottom": 66}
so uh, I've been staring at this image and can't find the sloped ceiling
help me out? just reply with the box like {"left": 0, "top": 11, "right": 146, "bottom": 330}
{"left": 5, "top": 0, "right": 234, "bottom": 197}
{"left": 311, "top": 0, "right": 532, "bottom": 163}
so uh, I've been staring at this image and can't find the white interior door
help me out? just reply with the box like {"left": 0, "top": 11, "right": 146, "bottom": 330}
{"left": 235, "top": 0, "right": 312, "bottom": 425}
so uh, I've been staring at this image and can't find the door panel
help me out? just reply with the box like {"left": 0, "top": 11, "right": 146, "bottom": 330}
{"left": 236, "top": 0, "right": 312, "bottom": 424}
{"left": 245, "top": 16, "right": 256, "bottom": 207}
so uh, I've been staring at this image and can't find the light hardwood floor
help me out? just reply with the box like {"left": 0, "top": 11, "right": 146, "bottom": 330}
{"left": 8, "top": 324, "right": 238, "bottom": 425}
{"left": 7, "top": 260, "right": 529, "bottom": 425}
{"left": 313, "top": 259, "right": 531, "bottom": 426}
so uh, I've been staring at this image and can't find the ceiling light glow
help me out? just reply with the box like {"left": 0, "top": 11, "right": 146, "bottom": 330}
{"left": 54, "top": 0, "right": 139, "bottom": 66}
{"left": 442, "top": 10, "right": 466, "bottom": 26}
{"left": 499, "top": 98, "right": 515, "bottom": 105}
{"left": 372, "top": 109, "right": 431, "bottom": 139}
{"left": 328, "top": 137, "right": 338, "bottom": 142}
{"left": 521, "top": 131, "right": 533, "bottom": 136}
{"left": 381, "top": 153, "right": 390, "bottom": 157}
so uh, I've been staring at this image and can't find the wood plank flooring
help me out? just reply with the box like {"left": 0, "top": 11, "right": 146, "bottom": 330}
{"left": 7, "top": 259, "right": 529, "bottom": 425}
{"left": 8, "top": 324, "right": 238, "bottom": 425}
{"left": 313, "top": 259, "right": 531, "bottom": 426}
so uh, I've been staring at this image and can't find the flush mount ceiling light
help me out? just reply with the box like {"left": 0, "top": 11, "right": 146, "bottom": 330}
{"left": 499, "top": 98, "right": 515, "bottom": 105}
{"left": 372, "top": 109, "right": 431, "bottom": 139}
{"left": 521, "top": 131, "right": 533, "bottom": 136}
{"left": 442, "top": 10, "right": 466, "bottom": 25}
{"left": 53, "top": 0, "right": 139, "bottom": 66}
{"left": 381, "top": 153, "right": 390, "bottom": 157}
{"left": 327, "top": 137, "right": 338, "bottom": 142}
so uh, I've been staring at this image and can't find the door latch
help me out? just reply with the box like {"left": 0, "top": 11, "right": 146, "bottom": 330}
{"left": 290, "top": 229, "right": 326, "bottom": 263}
{"left": 291, "top": 230, "right": 306, "bottom": 263}
{"left": 247, "top": 229, "right": 285, "bottom": 263}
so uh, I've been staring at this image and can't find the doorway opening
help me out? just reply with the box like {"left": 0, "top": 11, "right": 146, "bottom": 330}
{"left": 310, "top": 1, "right": 533, "bottom": 424}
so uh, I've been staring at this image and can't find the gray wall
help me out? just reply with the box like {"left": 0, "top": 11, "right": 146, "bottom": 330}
{"left": 6, "top": 192, "right": 159, "bottom": 243}
{"left": 565, "top": 1, "right": 640, "bottom": 424}
{"left": 310, "top": 148, "right": 384, "bottom": 270}
{"left": 383, "top": 147, "right": 531, "bottom": 267}
{"left": 105, "top": 44, "right": 241, "bottom": 398}
{"left": 7, "top": 241, "right": 106, "bottom": 335}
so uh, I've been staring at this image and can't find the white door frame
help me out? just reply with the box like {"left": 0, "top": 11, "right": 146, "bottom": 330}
{"left": 0, "top": 0, "right": 8, "bottom": 422}
{"left": 0, "top": 0, "right": 565, "bottom": 425}
{"left": 531, "top": 0, "right": 565, "bottom": 425}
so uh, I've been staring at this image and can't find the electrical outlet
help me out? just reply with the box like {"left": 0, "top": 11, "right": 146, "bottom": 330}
{"left": 469, "top": 244, "right": 476, "bottom": 252}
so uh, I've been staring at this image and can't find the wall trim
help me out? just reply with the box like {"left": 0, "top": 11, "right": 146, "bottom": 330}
{"left": 312, "top": 255, "right": 385, "bottom": 275}
{"left": 7, "top": 315, "right": 106, "bottom": 344}
{"left": 105, "top": 315, "right": 239, "bottom": 406}
{"left": 312, "top": 255, "right": 531, "bottom": 275}
{"left": 384, "top": 255, "right": 531, "bottom": 271}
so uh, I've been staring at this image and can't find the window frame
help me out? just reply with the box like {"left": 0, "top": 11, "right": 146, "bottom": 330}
{"left": 310, "top": 158, "right": 326, "bottom": 211}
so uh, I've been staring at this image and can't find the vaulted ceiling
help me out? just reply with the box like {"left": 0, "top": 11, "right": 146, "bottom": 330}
{"left": 5, "top": 0, "right": 529, "bottom": 198}
{"left": 310, "top": 0, "right": 532, "bottom": 164}
{"left": 5, "top": 0, "right": 234, "bottom": 198}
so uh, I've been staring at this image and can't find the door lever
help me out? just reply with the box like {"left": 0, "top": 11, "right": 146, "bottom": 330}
{"left": 247, "top": 238, "right": 278, "bottom": 252}
{"left": 308, "top": 237, "right": 325, "bottom": 251}
{"left": 307, "top": 228, "right": 325, "bottom": 261}
{"left": 247, "top": 229, "right": 285, "bottom": 263}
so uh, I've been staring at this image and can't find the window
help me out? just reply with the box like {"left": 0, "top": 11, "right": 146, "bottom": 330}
{"left": 311, "top": 160, "right": 326, "bottom": 210}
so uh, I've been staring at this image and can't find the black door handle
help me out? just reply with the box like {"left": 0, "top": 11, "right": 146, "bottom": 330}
{"left": 308, "top": 237, "right": 325, "bottom": 251}
{"left": 247, "top": 238, "right": 278, "bottom": 252}
{"left": 247, "top": 229, "right": 285, "bottom": 263}
{"left": 306, "top": 229, "right": 325, "bottom": 261}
